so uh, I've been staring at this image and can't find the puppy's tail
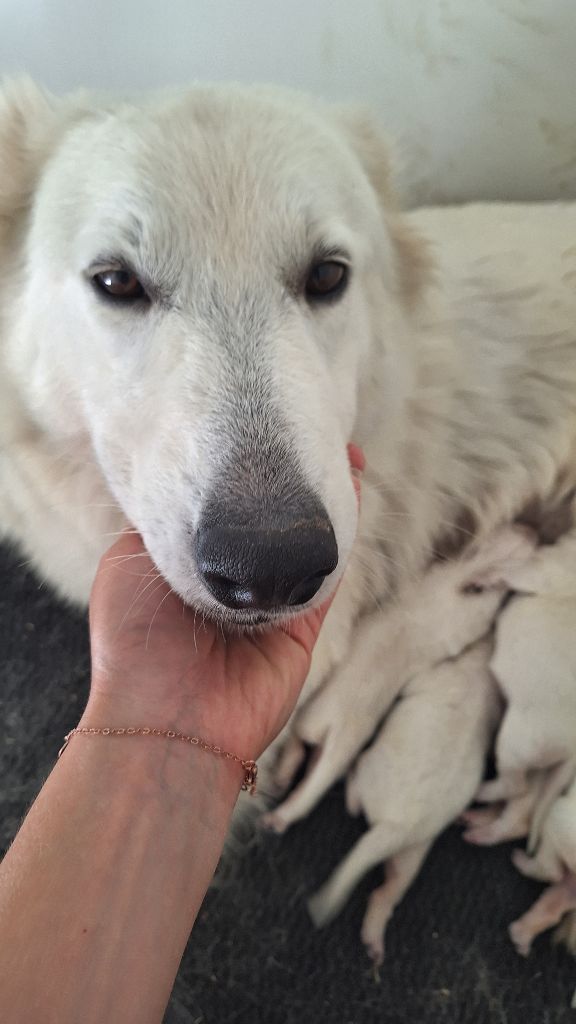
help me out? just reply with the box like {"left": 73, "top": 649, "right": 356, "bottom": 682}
{"left": 308, "top": 825, "right": 393, "bottom": 929}
{"left": 528, "top": 758, "right": 576, "bottom": 853}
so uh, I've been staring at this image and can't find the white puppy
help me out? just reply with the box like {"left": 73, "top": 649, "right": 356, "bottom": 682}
{"left": 262, "top": 526, "right": 534, "bottom": 834}
{"left": 509, "top": 776, "right": 576, "bottom": 957}
{"left": 473, "top": 527, "right": 576, "bottom": 845}
{"left": 306, "top": 640, "right": 500, "bottom": 964}
{"left": 461, "top": 770, "right": 549, "bottom": 846}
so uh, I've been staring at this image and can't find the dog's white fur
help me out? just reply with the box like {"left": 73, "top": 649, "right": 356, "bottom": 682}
{"left": 508, "top": 776, "right": 576, "bottom": 957}
{"left": 473, "top": 526, "right": 576, "bottom": 847}
{"left": 307, "top": 640, "right": 500, "bottom": 963}
{"left": 2, "top": 80, "right": 576, "bottom": 791}
{"left": 461, "top": 770, "right": 550, "bottom": 847}
{"left": 262, "top": 525, "right": 535, "bottom": 834}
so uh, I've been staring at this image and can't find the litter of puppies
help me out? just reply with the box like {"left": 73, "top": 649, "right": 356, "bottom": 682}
{"left": 263, "top": 515, "right": 576, "bottom": 964}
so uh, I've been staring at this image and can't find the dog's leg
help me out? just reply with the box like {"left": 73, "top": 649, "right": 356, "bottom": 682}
{"left": 476, "top": 769, "right": 528, "bottom": 803}
{"left": 512, "top": 846, "right": 565, "bottom": 884}
{"left": 307, "top": 824, "right": 391, "bottom": 928}
{"left": 261, "top": 733, "right": 358, "bottom": 833}
{"left": 509, "top": 873, "right": 576, "bottom": 956}
{"left": 272, "top": 733, "right": 308, "bottom": 794}
{"left": 462, "top": 788, "right": 538, "bottom": 845}
{"left": 360, "top": 841, "right": 431, "bottom": 966}
{"left": 554, "top": 909, "right": 576, "bottom": 953}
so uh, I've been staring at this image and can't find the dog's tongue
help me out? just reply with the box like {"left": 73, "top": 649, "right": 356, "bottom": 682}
{"left": 347, "top": 443, "right": 365, "bottom": 474}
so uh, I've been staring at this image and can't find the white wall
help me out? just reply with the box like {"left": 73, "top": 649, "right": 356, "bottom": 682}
{"left": 2, "top": 0, "right": 576, "bottom": 203}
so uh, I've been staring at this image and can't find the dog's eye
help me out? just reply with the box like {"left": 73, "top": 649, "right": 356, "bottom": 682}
{"left": 306, "top": 261, "right": 348, "bottom": 301}
{"left": 92, "top": 268, "right": 147, "bottom": 302}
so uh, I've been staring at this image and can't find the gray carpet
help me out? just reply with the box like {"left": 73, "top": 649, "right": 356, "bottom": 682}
{"left": 1, "top": 538, "right": 575, "bottom": 1024}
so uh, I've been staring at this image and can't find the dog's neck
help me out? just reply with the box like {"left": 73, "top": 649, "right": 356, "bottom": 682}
{"left": 353, "top": 274, "right": 576, "bottom": 602}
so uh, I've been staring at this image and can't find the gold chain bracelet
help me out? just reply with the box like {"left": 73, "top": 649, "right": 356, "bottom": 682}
{"left": 58, "top": 726, "right": 258, "bottom": 794}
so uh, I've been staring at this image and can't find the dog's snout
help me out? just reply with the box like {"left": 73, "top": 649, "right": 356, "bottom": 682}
{"left": 196, "top": 507, "right": 338, "bottom": 612}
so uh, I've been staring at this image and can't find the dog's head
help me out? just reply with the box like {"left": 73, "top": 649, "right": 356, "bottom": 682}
{"left": 0, "top": 80, "right": 427, "bottom": 625}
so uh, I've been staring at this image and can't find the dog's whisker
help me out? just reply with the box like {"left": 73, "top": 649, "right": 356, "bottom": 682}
{"left": 116, "top": 572, "right": 163, "bottom": 632}
{"left": 109, "top": 567, "right": 159, "bottom": 581}
{"left": 145, "top": 588, "right": 174, "bottom": 649}
{"left": 105, "top": 551, "right": 149, "bottom": 566}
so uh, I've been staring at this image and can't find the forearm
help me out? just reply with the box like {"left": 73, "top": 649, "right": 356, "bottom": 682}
{"left": 0, "top": 712, "right": 240, "bottom": 1024}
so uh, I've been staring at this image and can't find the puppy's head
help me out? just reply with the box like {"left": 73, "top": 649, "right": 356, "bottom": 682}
{"left": 1, "top": 80, "right": 426, "bottom": 624}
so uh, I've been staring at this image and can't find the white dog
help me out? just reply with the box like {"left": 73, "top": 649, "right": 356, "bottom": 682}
{"left": 262, "top": 525, "right": 534, "bottom": 833}
{"left": 471, "top": 527, "right": 576, "bottom": 847}
{"left": 509, "top": 776, "right": 576, "bottom": 957}
{"left": 2, "top": 79, "right": 576, "bottom": 790}
{"left": 307, "top": 640, "right": 500, "bottom": 963}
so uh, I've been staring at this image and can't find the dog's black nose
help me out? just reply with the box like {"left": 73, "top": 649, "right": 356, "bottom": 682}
{"left": 196, "top": 505, "right": 338, "bottom": 611}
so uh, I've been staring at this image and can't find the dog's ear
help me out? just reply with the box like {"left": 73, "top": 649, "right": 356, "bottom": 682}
{"left": 334, "top": 106, "right": 432, "bottom": 304}
{"left": 0, "top": 77, "right": 94, "bottom": 225}
{"left": 334, "top": 107, "right": 397, "bottom": 210}
{"left": 0, "top": 78, "right": 60, "bottom": 219}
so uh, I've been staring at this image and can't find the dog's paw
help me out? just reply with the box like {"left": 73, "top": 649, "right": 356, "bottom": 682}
{"left": 258, "top": 810, "right": 289, "bottom": 835}
{"left": 509, "top": 919, "right": 533, "bottom": 958}
{"left": 307, "top": 890, "right": 334, "bottom": 930}
{"left": 363, "top": 935, "right": 385, "bottom": 968}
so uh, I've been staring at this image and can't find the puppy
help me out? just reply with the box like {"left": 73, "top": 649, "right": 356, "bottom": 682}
{"left": 509, "top": 776, "right": 576, "bottom": 957}
{"left": 262, "top": 526, "right": 534, "bottom": 834}
{"left": 461, "top": 770, "right": 549, "bottom": 846}
{"left": 474, "top": 527, "right": 576, "bottom": 846}
{"left": 306, "top": 639, "right": 500, "bottom": 963}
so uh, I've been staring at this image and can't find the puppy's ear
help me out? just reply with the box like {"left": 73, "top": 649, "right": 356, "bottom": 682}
{"left": 334, "top": 106, "right": 432, "bottom": 304}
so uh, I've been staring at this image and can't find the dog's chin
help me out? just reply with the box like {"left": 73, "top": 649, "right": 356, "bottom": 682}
{"left": 182, "top": 586, "right": 335, "bottom": 632}
{"left": 220, "top": 608, "right": 286, "bottom": 630}
{"left": 203, "top": 602, "right": 310, "bottom": 632}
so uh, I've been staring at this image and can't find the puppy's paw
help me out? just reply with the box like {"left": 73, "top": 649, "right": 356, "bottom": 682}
{"left": 509, "top": 919, "right": 533, "bottom": 958}
{"left": 307, "top": 890, "right": 335, "bottom": 930}
{"left": 463, "top": 825, "right": 503, "bottom": 846}
{"left": 259, "top": 810, "right": 289, "bottom": 835}
{"left": 460, "top": 806, "right": 500, "bottom": 829}
{"left": 363, "top": 935, "right": 385, "bottom": 968}
{"left": 511, "top": 847, "right": 532, "bottom": 873}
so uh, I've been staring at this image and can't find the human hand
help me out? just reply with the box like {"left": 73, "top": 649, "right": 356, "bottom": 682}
{"left": 83, "top": 447, "right": 363, "bottom": 762}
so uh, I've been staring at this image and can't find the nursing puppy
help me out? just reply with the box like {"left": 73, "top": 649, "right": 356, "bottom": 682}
{"left": 472, "top": 527, "right": 576, "bottom": 846}
{"left": 307, "top": 640, "right": 500, "bottom": 964}
{"left": 2, "top": 80, "right": 576, "bottom": 800}
{"left": 262, "top": 525, "right": 534, "bottom": 834}
{"left": 509, "top": 776, "right": 576, "bottom": 957}
{"left": 461, "top": 770, "right": 549, "bottom": 846}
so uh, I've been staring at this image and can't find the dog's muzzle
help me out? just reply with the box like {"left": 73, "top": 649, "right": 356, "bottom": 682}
{"left": 196, "top": 494, "right": 338, "bottom": 612}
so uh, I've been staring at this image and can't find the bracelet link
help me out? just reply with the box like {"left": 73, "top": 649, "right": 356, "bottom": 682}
{"left": 57, "top": 725, "right": 258, "bottom": 795}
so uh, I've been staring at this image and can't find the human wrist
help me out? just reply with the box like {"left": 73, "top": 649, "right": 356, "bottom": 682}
{"left": 74, "top": 693, "right": 245, "bottom": 805}
{"left": 84, "top": 676, "right": 266, "bottom": 764}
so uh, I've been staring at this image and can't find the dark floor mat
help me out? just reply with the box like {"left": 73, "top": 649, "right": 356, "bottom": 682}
{"left": 1, "top": 540, "right": 574, "bottom": 1023}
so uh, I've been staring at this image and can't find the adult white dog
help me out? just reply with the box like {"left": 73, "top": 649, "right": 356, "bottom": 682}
{"left": 1, "top": 79, "right": 576, "bottom": 719}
